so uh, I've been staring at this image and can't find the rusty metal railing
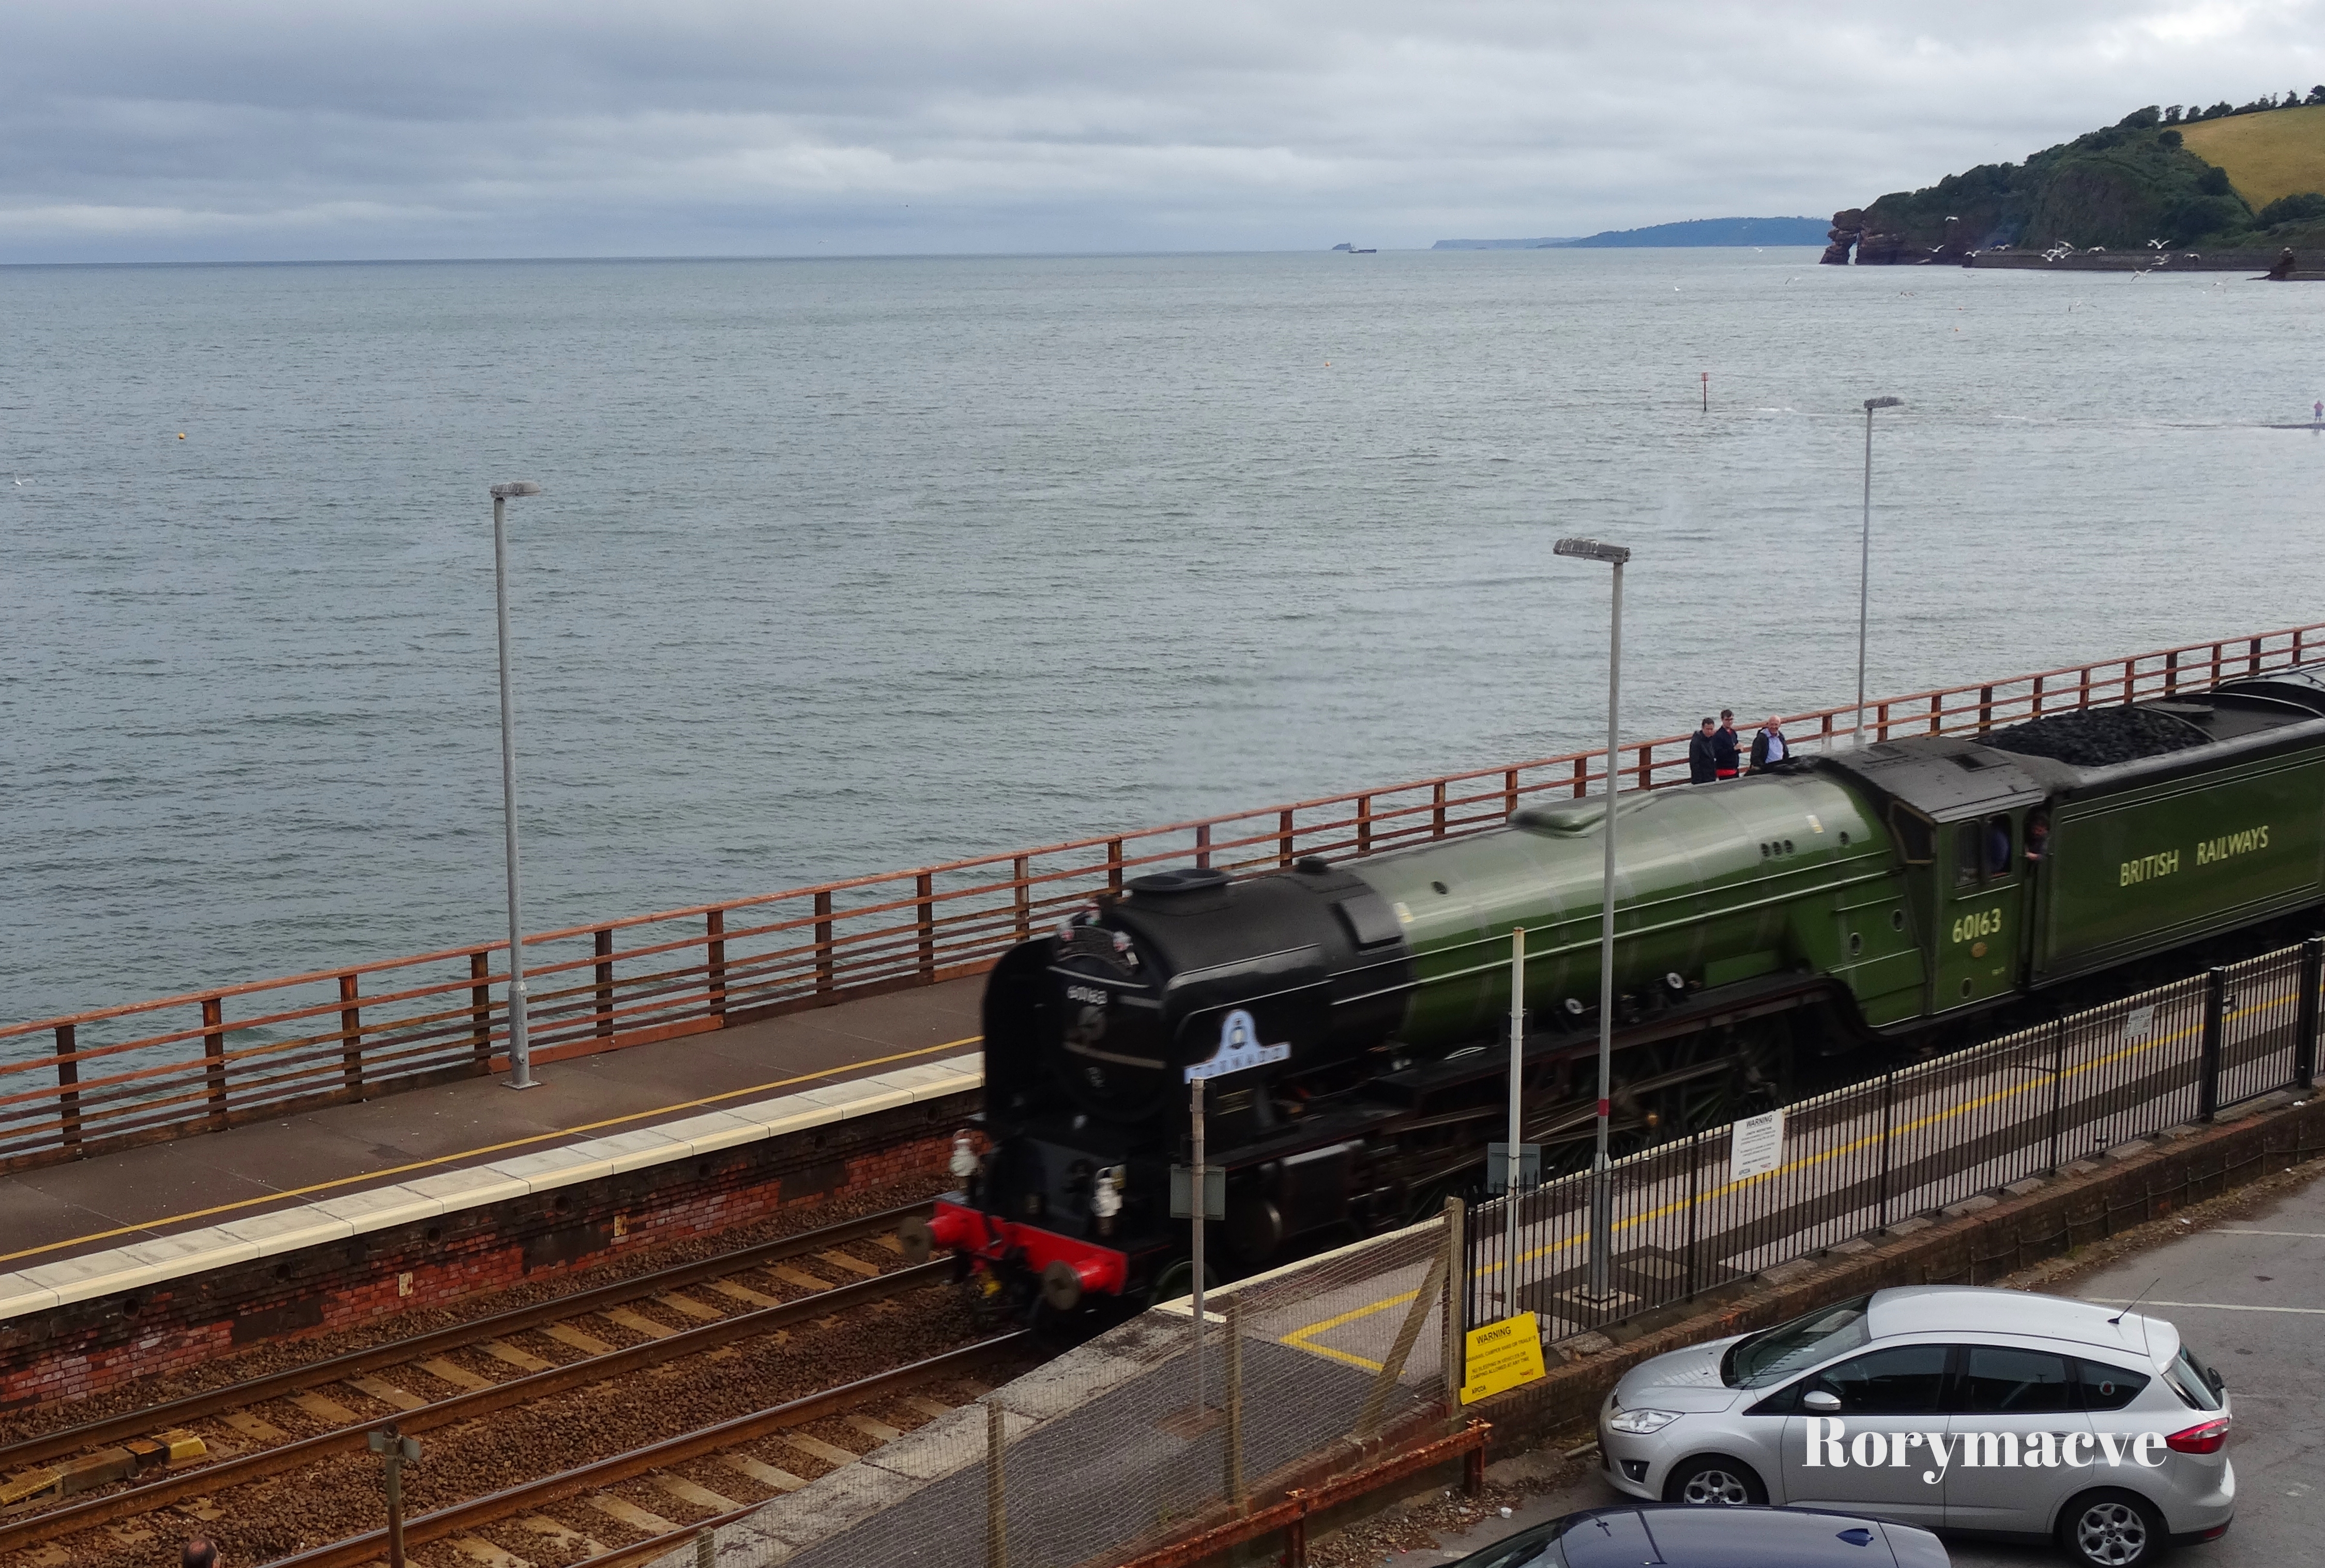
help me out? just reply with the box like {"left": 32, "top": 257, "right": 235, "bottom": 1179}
{"left": 5, "top": 621, "right": 2322, "bottom": 1174}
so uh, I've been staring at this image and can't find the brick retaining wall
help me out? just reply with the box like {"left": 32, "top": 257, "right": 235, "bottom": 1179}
{"left": 0, "top": 1089, "right": 976, "bottom": 1410}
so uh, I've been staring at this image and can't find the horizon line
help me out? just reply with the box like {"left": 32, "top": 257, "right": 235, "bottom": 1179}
{"left": 0, "top": 240, "right": 1832, "bottom": 271}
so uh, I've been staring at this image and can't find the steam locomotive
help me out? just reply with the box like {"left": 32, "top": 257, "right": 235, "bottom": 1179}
{"left": 902, "top": 666, "right": 2325, "bottom": 1314}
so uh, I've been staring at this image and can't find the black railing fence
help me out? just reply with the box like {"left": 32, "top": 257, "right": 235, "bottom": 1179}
{"left": 1464, "top": 939, "right": 2324, "bottom": 1339}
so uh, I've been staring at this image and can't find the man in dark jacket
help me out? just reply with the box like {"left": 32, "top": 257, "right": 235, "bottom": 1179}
{"left": 1749, "top": 716, "right": 1788, "bottom": 772}
{"left": 1713, "top": 710, "right": 1741, "bottom": 780}
{"left": 1687, "top": 718, "right": 1719, "bottom": 783}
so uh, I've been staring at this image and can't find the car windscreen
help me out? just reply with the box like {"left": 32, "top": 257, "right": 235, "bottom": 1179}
{"left": 1725, "top": 1295, "right": 1873, "bottom": 1388}
{"left": 1454, "top": 1521, "right": 1568, "bottom": 1568}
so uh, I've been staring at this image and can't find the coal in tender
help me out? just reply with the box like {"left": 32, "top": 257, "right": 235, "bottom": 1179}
{"left": 1983, "top": 705, "right": 2210, "bottom": 767}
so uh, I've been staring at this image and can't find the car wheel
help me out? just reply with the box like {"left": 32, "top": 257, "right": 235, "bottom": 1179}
{"left": 1662, "top": 1454, "right": 1767, "bottom": 1508}
{"left": 2058, "top": 1489, "right": 2165, "bottom": 1568}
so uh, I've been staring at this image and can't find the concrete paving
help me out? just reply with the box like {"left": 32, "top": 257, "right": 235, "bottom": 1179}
{"left": 0, "top": 976, "right": 983, "bottom": 1272}
{"left": 1377, "top": 1163, "right": 2325, "bottom": 1568}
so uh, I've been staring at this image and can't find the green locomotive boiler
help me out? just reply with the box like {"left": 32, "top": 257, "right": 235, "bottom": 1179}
{"left": 915, "top": 667, "right": 2325, "bottom": 1308}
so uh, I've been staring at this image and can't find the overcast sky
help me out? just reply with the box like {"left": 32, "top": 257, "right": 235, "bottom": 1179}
{"left": 4, "top": 0, "right": 2320, "bottom": 263}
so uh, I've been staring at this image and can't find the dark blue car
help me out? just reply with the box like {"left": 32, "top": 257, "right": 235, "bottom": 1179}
{"left": 1452, "top": 1505, "right": 1950, "bottom": 1568}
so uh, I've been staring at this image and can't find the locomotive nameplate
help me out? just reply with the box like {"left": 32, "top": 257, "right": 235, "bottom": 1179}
{"left": 1184, "top": 1008, "right": 1291, "bottom": 1082}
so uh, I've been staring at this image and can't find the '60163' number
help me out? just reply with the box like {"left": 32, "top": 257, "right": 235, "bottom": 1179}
{"left": 1951, "top": 906, "right": 2004, "bottom": 945}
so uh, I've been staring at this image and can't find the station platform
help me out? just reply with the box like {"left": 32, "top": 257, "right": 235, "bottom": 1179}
{"left": 0, "top": 977, "right": 983, "bottom": 1315}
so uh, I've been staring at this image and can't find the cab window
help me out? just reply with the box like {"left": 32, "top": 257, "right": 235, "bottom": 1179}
{"left": 1983, "top": 815, "right": 2014, "bottom": 880}
{"left": 1954, "top": 815, "right": 2016, "bottom": 887}
{"left": 1961, "top": 1346, "right": 2072, "bottom": 1413}
{"left": 1803, "top": 1344, "right": 1952, "bottom": 1415}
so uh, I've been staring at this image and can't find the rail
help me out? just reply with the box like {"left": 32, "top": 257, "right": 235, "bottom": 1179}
{"left": 6, "top": 621, "right": 2323, "bottom": 1173}
{"left": 0, "top": 1257, "right": 959, "bottom": 1555}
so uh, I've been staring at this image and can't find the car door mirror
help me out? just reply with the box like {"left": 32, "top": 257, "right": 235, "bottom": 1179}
{"left": 1802, "top": 1390, "right": 1842, "bottom": 1412}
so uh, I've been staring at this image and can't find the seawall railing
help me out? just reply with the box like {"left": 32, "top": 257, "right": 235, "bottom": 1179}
{"left": 6, "top": 621, "right": 2323, "bottom": 1173}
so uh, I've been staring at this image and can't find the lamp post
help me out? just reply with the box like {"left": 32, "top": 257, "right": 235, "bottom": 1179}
{"left": 1553, "top": 535, "right": 1630, "bottom": 1302}
{"left": 490, "top": 480, "right": 543, "bottom": 1090}
{"left": 1855, "top": 398, "right": 1903, "bottom": 750}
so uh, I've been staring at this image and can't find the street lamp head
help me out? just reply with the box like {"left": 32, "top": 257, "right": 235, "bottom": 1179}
{"left": 1863, "top": 396, "right": 1903, "bottom": 412}
{"left": 1554, "top": 536, "right": 1632, "bottom": 566}
{"left": 489, "top": 481, "right": 542, "bottom": 500}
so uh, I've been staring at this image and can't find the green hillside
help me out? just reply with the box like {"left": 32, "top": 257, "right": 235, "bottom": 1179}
{"left": 1857, "top": 97, "right": 2325, "bottom": 253}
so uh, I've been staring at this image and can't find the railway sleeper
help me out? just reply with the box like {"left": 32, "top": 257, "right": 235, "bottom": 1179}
{"left": 0, "top": 1430, "right": 204, "bottom": 1510}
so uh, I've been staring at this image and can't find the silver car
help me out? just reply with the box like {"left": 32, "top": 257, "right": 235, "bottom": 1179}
{"left": 1597, "top": 1286, "right": 2233, "bottom": 1568}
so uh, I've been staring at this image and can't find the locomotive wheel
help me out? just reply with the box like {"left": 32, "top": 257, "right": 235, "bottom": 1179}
{"left": 1145, "top": 1257, "right": 1221, "bottom": 1309}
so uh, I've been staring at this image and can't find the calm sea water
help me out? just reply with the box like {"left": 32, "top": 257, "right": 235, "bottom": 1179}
{"left": 5, "top": 249, "right": 2321, "bottom": 1038}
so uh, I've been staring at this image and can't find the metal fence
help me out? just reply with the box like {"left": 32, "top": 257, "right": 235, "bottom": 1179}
{"left": 8, "top": 620, "right": 2325, "bottom": 1173}
{"left": 635, "top": 946, "right": 2325, "bottom": 1568}
{"left": 668, "top": 1214, "right": 1465, "bottom": 1568}
{"left": 1463, "top": 940, "right": 2325, "bottom": 1341}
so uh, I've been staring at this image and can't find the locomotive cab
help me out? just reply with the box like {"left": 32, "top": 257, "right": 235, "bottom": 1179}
{"left": 1823, "top": 737, "right": 2048, "bottom": 1016}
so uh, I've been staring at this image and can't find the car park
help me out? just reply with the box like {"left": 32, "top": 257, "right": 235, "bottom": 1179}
{"left": 1595, "top": 1285, "right": 2233, "bottom": 1567}
{"left": 1449, "top": 1503, "right": 1950, "bottom": 1568}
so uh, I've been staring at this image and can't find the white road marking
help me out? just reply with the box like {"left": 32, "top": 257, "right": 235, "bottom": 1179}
{"left": 2085, "top": 1298, "right": 2325, "bottom": 1315}
{"left": 2212, "top": 1230, "right": 2325, "bottom": 1239}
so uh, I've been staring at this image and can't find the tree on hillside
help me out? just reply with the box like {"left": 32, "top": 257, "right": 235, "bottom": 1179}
{"left": 2308, "top": 86, "right": 2325, "bottom": 104}
{"left": 2259, "top": 192, "right": 2325, "bottom": 226}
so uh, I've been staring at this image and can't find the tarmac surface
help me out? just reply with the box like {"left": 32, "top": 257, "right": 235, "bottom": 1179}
{"left": 1379, "top": 1160, "right": 2325, "bottom": 1568}
{"left": 0, "top": 977, "right": 983, "bottom": 1274}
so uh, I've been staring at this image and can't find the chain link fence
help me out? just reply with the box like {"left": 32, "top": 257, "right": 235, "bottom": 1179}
{"left": 672, "top": 1218, "right": 1460, "bottom": 1568}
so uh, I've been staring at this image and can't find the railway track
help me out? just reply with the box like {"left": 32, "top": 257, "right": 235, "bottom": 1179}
{"left": 264, "top": 1336, "right": 1030, "bottom": 1568}
{"left": 0, "top": 1200, "right": 1028, "bottom": 1568}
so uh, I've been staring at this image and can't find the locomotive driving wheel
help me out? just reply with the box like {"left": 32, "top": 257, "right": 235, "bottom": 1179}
{"left": 1144, "top": 1257, "right": 1221, "bottom": 1309}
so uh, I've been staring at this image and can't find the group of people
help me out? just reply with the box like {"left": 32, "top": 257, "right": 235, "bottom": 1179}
{"left": 1686, "top": 709, "right": 1789, "bottom": 784}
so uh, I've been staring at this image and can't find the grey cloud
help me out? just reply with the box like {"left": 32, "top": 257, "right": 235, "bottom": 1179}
{"left": 4, "top": 0, "right": 2321, "bottom": 261}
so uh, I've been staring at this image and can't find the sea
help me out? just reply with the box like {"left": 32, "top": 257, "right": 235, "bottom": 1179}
{"left": 5, "top": 247, "right": 2321, "bottom": 1043}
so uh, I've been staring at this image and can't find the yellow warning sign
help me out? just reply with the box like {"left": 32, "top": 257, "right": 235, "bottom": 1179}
{"left": 1459, "top": 1311, "right": 1547, "bottom": 1405}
